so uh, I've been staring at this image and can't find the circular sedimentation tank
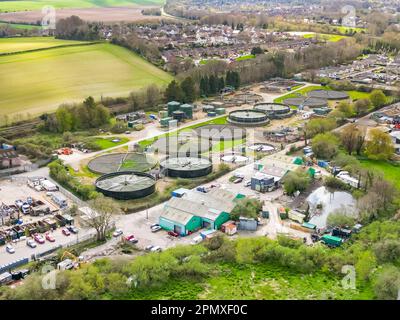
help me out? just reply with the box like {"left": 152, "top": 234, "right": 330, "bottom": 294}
{"left": 195, "top": 124, "right": 246, "bottom": 140}
{"left": 228, "top": 110, "right": 270, "bottom": 126}
{"left": 152, "top": 134, "right": 212, "bottom": 156}
{"left": 249, "top": 144, "right": 275, "bottom": 152}
{"left": 95, "top": 171, "right": 156, "bottom": 200}
{"left": 160, "top": 156, "right": 213, "bottom": 178}
{"left": 87, "top": 152, "right": 156, "bottom": 175}
{"left": 253, "top": 102, "right": 292, "bottom": 118}
{"left": 283, "top": 96, "right": 328, "bottom": 108}
{"left": 220, "top": 154, "right": 249, "bottom": 164}
{"left": 307, "top": 90, "right": 349, "bottom": 100}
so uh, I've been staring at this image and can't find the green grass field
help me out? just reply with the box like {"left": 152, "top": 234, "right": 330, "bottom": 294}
{"left": 360, "top": 160, "right": 400, "bottom": 191}
{"left": 0, "top": 0, "right": 165, "bottom": 12}
{"left": 303, "top": 33, "right": 348, "bottom": 42}
{"left": 274, "top": 86, "right": 376, "bottom": 105}
{"left": 274, "top": 85, "right": 326, "bottom": 104}
{"left": 0, "top": 36, "right": 88, "bottom": 54}
{"left": 0, "top": 41, "right": 173, "bottom": 117}
{"left": 335, "top": 26, "right": 366, "bottom": 34}
{"left": 235, "top": 54, "right": 256, "bottom": 62}
{"left": 93, "top": 137, "right": 129, "bottom": 150}
{"left": 0, "top": 22, "right": 41, "bottom": 30}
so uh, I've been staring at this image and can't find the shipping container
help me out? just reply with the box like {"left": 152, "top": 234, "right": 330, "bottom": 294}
{"left": 321, "top": 234, "right": 343, "bottom": 247}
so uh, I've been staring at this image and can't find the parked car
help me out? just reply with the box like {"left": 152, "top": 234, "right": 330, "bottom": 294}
{"left": 67, "top": 225, "right": 78, "bottom": 234}
{"left": 26, "top": 239, "right": 37, "bottom": 248}
{"left": 244, "top": 180, "right": 251, "bottom": 187}
{"left": 113, "top": 229, "right": 123, "bottom": 237}
{"left": 33, "top": 233, "right": 45, "bottom": 244}
{"left": 15, "top": 200, "right": 23, "bottom": 208}
{"left": 168, "top": 231, "right": 179, "bottom": 237}
{"left": 62, "top": 228, "right": 71, "bottom": 236}
{"left": 150, "top": 246, "right": 162, "bottom": 252}
{"left": 151, "top": 225, "right": 162, "bottom": 233}
{"left": 6, "top": 244, "right": 15, "bottom": 254}
{"left": 145, "top": 245, "right": 154, "bottom": 251}
{"left": 190, "top": 235, "right": 203, "bottom": 245}
{"left": 45, "top": 233, "right": 55, "bottom": 242}
{"left": 124, "top": 235, "right": 138, "bottom": 244}
{"left": 233, "top": 177, "right": 243, "bottom": 184}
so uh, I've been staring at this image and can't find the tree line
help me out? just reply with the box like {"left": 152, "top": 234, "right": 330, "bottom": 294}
{"left": 41, "top": 96, "right": 110, "bottom": 133}
{"left": 55, "top": 16, "right": 100, "bottom": 41}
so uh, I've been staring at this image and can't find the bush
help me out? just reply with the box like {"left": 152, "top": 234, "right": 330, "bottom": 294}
{"left": 324, "top": 176, "right": 352, "bottom": 191}
{"left": 230, "top": 198, "right": 262, "bottom": 221}
{"left": 283, "top": 169, "right": 311, "bottom": 195}
{"left": 374, "top": 265, "right": 400, "bottom": 300}
{"left": 326, "top": 212, "right": 356, "bottom": 228}
{"left": 48, "top": 160, "right": 99, "bottom": 201}
{"left": 311, "top": 132, "right": 340, "bottom": 160}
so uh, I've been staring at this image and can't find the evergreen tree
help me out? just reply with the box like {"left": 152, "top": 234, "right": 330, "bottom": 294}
{"left": 180, "top": 77, "right": 196, "bottom": 103}
{"left": 231, "top": 71, "right": 240, "bottom": 89}
{"left": 165, "top": 80, "right": 183, "bottom": 102}
{"left": 208, "top": 75, "right": 218, "bottom": 95}
{"left": 226, "top": 70, "right": 233, "bottom": 87}
{"left": 218, "top": 77, "right": 225, "bottom": 92}
{"left": 200, "top": 77, "right": 209, "bottom": 96}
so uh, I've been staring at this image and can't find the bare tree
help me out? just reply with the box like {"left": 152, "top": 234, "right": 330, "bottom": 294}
{"left": 84, "top": 195, "right": 122, "bottom": 241}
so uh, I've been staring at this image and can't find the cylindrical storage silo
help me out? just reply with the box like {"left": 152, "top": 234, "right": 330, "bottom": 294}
{"left": 179, "top": 104, "right": 193, "bottom": 119}
{"left": 167, "top": 101, "right": 181, "bottom": 116}
{"left": 172, "top": 110, "right": 185, "bottom": 121}
{"left": 215, "top": 108, "right": 226, "bottom": 115}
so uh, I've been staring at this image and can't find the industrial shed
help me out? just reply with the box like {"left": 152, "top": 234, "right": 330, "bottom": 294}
{"left": 159, "top": 188, "right": 237, "bottom": 235}
{"left": 159, "top": 206, "right": 202, "bottom": 236}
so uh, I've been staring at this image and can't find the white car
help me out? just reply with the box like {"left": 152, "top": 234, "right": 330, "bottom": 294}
{"left": 150, "top": 246, "right": 162, "bottom": 252}
{"left": 26, "top": 239, "right": 37, "bottom": 248}
{"left": 190, "top": 235, "right": 203, "bottom": 245}
{"left": 6, "top": 244, "right": 15, "bottom": 254}
{"left": 145, "top": 245, "right": 154, "bottom": 251}
{"left": 151, "top": 225, "right": 162, "bottom": 233}
{"left": 113, "top": 229, "right": 123, "bottom": 237}
{"left": 244, "top": 180, "right": 251, "bottom": 187}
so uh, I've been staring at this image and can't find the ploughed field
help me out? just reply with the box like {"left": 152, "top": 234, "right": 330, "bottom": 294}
{"left": 0, "top": 7, "right": 165, "bottom": 23}
{"left": 0, "top": 38, "right": 173, "bottom": 117}
{"left": 0, "top": 0, "right": 165, "bottom": 12}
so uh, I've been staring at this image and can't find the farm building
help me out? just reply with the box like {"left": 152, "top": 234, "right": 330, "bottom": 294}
{"left": 159, "top": 188, "right": 239, "bottom": 236}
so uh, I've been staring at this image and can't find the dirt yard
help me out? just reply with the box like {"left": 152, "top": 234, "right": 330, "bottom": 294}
{"left": 0, "top": 7, "right": 167, "bottom": 24}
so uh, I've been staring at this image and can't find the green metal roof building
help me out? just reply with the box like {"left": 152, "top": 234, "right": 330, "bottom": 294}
{"left": 159, "top": 206, "right": 202, "bottom": 235}
{"left": 159, "top": 189, "right": 238, "bottom": 236}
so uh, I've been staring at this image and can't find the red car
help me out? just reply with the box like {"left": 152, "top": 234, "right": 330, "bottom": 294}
{"left": 62, "top": 228, "right": 71, "bottom": 236}
{"left": 168, "top": 231, "right": 179, "bottom": 237}
{"left": 45, "top": 232, "right": 55, "bottom": 242}
{"left": 33, "top": 233, "right": 45, "bottom": 244}
{"left": 124, "top": 235, "right": 138, "bottom": 244}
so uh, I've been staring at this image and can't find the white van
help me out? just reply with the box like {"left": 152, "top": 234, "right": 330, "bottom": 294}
{"left": 190, "top": 235, "right": 203, "bottom": 245}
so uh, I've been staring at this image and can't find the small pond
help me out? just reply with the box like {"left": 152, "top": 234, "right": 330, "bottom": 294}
{"left": 306, "top": 186, "right": 358, "bottom": 229}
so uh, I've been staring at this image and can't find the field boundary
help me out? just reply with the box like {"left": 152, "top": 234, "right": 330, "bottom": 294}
{"left": 0, "top": 40, "right": 101, "bottom": 56}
